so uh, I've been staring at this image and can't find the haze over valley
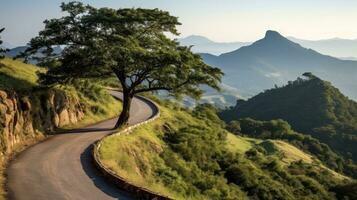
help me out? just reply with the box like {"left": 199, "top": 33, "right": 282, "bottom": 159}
{"left": 177, "top": 31, "right": 357, "bottom": 106}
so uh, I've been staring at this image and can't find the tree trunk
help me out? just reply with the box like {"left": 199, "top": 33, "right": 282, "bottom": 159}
{"left": 114, "top": 91, "right": 133, "bottom": 129}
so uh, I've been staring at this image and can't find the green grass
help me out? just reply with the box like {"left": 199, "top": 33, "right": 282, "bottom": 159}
{"left": 272, "top": 140, "right": 313, "bottom": 164}
{"left": 225, "top": 132, "right": 256, "bottom": 153}
{"left": 0, "top": 58, "right": 45, "bottom": 90}
{"left": 57, "top": 82, "right": 122, "bottom": 129}
{"left": 99, "top": 99, "right": 350, "bottom": 200}
{"left": 0, "top": 58, "right": 122, "bottom": 129}
{"left": 271, "top": 140, "right": 349, "bottom": 180}
{"left": 98, "top": 114, "right": 239, "bottom": 198}
{"left": 99, "top": 102, "right": 210, "bottom": 199}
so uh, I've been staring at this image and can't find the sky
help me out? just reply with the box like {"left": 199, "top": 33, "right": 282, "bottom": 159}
{"left": 1, "top": 0, "right": 357, "bottom": 46}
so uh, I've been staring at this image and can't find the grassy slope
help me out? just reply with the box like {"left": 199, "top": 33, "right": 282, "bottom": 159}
{"left": 99, "top": 99, "right": 348, "bottom": 200}
{"left": 0, "top": 58, "right": 45, "bottom": 90}
{"left": 57, "top": 82, "right": 122, "bottom": 129}
{"left": 0, "top": 58, "right": 122, "bottom": 129}
{"left": 265, "top": 140, "right": 348, "bottom": 181}
{"left": 0, "top": 59, "right": 121, "bottom": 199}
{"left": 99, "top": 102, "right": 206, "bottom": 199}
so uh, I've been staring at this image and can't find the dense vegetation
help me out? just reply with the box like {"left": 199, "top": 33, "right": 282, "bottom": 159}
{"left": 0, "top": 58, "right": 45, "bottom": 91}
{"left": 99, "top": 98, "right": 351, "bottom": 200}
{"left": 227, "top": 118, "right": 357, "bottom": 178}
{"left": 330, "top": 182, "right": 357, "bottom": 200}
{"left": 220, "top": 74, "right": 357, "bottom": 178}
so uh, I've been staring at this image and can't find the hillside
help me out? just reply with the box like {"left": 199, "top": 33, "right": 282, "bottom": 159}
{"left": 0, "top": 58, "right": 45, "bottom": 90}
{"left": 0, "top": 58, "right": 121, "bottom": 125}
{"left": 98, "top": 97, "right": 352, "bottom": 200}
{"left": 201, "top": 30, "right": 357, "bottom": 101}
{"left": 220, "top": 74, "right": 357, "bottom": 177}
{"left": 0, "top": 58, "right": 121, "bottom": 199}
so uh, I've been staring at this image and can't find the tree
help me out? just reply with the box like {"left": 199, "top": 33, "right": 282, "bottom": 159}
{"left": 22, "top": 1, "right": 223, "bottom": 128}
{"left": 302, "top": 72, "right": 317, "bottom": 80}
{"left": 0, "top": 28, "right": 9, "bottom": 59}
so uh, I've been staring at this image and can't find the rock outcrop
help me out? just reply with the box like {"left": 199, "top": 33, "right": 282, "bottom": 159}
{"left": 0, "top": 89, "right": 84, "bottom": 156}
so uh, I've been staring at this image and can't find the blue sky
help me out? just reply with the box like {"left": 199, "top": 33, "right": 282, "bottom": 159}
{"left": 1, "top": 0, "right": 357, "bottom": 46}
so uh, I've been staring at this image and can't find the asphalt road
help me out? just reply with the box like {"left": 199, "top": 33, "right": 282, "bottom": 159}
{"left": 7, "top": 91, "right": 157, "bottom": 200}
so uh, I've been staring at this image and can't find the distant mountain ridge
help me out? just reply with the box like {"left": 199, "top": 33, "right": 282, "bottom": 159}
{"left": 5, "top": 45, "right": 62, "bottom": 64}
{"left": 201, "top": 30, "right": 357, "bottom": 101}
{"left": 288, "top": 36, "right": 357, "bottom": 59}
{"left": 178, "top": 35, "right": 251, "bottom": 55}
{"left": 5, "top": 46, "right": 28, "bottom": 57}
{"left": 179, "top": 34, "right": 357, "bottom": 59}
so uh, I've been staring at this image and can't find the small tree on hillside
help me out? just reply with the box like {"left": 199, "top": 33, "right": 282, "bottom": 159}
{"left": 0, "top": 28, "right": 9, "bottom": 59}
{"left": 22, "top": 2, "right": 223, "bottom": 128}
{"left": 302, "top": 72, "right": 317, "bottom": 80}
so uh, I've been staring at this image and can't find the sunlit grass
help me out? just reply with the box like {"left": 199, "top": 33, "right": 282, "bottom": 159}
{"left": 0, "top": 58, "right": 45, "bottom": 90}
{"left": 99, "top": 101, "right": 254, "bottom": 199}
{"left": 61, "top": 85, "right": 122, "bottom": 129}
{"left": 225, "top": 132, "right": 257, "bottom": 153}
{"left": 99, "top": 98, "right": 349, "bottom": 199}
{"left": 99, "top": 102, "right": 208, "bottom": 199}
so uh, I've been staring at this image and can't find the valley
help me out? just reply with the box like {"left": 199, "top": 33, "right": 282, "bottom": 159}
{"left": 200, "top": 31, "right": 357, "bottom": 105}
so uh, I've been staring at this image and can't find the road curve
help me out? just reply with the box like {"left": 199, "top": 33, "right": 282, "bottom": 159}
{"left": 7, "top": 91, "right": 156, "bottom": 200}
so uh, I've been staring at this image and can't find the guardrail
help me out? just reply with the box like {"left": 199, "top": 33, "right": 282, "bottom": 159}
{"left": 92, "top": 94, "right": 173, "bottom": 200}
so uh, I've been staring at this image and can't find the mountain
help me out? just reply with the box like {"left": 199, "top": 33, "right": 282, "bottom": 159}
{"left": 179, "top": 34, "right": 357, "bottom": 60}
{"left": 179, "top": 35, "right": 214, "bottom": 45}
{"left": 5, "top": 45, "right": 62, "bottom": 64}
{"left": 288, "top": 36, "right": 357, "bottom": 59}
{"left": 178, "top": 35, "right": 251, "bottom": 55}
{"left": 201, "top": 30, "right": 357, "bottom": 101}
{"left": 220, "top": 74, "right": 357, "bottom": 177}
{"left": 6, "top": 46, "right": 28, "bottom": 57}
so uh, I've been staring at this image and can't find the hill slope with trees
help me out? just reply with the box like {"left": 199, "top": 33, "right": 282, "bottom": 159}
{"left": 98, "top": 97, "right": 353, "bottom": 200}
{"left": 220, "top": 73, "right": 357, "bottom": 178}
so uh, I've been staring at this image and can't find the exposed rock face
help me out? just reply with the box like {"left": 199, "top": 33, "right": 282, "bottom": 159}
{"left": 0, "top": 89, "right": 84, "bottom": 155}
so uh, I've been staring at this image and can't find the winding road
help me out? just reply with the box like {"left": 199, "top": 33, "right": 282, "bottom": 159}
{"left": 7, "top": 91, "right": 157, "bottom": 200}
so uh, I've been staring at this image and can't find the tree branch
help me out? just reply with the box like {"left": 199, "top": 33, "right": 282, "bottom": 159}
{"left": 134, "top": 78, "right": 191, "bottom": 94}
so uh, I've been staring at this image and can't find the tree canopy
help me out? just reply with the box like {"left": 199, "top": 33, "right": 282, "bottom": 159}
{"left": 23, "top": 1, "right": 223, "bottom": 127}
